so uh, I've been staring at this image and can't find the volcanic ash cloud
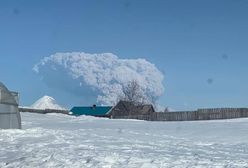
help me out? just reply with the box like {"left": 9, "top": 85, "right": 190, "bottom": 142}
{"left": 33, "top": 52, "right": 164, "bottom": 105}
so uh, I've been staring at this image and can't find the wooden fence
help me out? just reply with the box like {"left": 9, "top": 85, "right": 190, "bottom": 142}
{"left": 113, "top": 108, "right": 248, "bottom": 121}
{"left": 18, "top": 107, "right": 248, "bottom": 121}
{"left": 19, "top": 107, "right": 69, "bottom": 115}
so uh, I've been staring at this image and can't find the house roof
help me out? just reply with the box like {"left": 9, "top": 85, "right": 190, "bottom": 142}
{"left": 70, "top": 106, "right": 112, "bottom": 116}
{"left": 109, "top": 101, "right": 155, "bottom": 116}
{"left": 121, "top": 101, "right": 154, "bottom": 111}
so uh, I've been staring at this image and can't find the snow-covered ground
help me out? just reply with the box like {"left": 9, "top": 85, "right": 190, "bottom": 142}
{"left": 1, "top": 113, "right": 248, "bottom": 168}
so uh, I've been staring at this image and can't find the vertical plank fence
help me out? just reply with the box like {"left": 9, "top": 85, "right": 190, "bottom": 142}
{"left": 113, "top": 108, "right": 248, "bottom": 121}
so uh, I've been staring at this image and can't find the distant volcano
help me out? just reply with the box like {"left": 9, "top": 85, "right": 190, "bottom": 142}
{"left": 31, "top": 95, "right": 66, "bottom": 110}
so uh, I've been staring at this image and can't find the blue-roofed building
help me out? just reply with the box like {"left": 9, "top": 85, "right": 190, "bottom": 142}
{"left": 70, "top": 105, "right": 112, "bottom": 117}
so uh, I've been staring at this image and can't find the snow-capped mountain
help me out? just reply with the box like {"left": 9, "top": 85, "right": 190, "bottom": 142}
{"left": 31, "top": 95, "right": 65, "bottom": 110}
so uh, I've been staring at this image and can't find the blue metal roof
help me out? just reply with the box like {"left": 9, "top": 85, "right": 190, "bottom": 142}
{"left": 70, "top": 106, "right": 112, "bottom": 116}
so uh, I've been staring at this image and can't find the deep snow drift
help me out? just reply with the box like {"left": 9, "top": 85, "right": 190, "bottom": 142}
{"left": 1, "top": 113, "right": 248, "bottom": 168}
{"left": 31, "top": 96, "right": 65, "bottom": 110}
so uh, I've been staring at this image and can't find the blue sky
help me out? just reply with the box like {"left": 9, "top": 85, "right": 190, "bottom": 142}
{"left": 1, "top": 0, "right": 248, "bottom": 110}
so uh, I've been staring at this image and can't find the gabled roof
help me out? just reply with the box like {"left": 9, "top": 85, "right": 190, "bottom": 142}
{"left": 70, "top": 106, "right": 112, "bottom": 116}
{"left": 119, "top": 100, "right": 154, "bottom": 112}
{"left": 109, "top": 100, "right": 155, "bottom": 116}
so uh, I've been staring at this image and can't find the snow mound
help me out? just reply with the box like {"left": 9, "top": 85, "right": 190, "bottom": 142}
{"left": 31, "top": 95, "right": 65, "bottom": 110}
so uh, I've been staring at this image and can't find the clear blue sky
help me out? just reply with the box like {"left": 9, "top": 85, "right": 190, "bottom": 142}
{"left": 1, "top": 0, "right": 248, "bottom": 110}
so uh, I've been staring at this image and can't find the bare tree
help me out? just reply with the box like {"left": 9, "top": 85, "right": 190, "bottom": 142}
{"left": 146, "top": 91, "right": 157, "bottom": 107}
{"left": 164, "top": 107, "right": 170, "bottom": 112}
{"left": 117, "top": 79, "right": 159, "bottom": 108}
{"left": 120, "top": 80, "right": 145, "bottom": 105}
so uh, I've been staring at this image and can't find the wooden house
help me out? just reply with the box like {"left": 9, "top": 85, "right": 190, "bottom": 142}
{"left": 109, "top": 101, "right": 155, "bottom": 118}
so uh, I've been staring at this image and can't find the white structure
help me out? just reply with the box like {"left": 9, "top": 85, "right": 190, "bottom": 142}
{"left": 0, "top": 82, "right": 21, "bottom": 129}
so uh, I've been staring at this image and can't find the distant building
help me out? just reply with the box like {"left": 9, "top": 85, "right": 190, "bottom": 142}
{"left": 0, "top": 82, "right": 21, "bottom": 129}
{"left": 70, "top": 104, "right": 112, "bottom": 117}
{"left": 109, "top": 101, "right": 155, "bottom": 118}
{"left": 70, "top": 101, "right": 155, "bottom": 119}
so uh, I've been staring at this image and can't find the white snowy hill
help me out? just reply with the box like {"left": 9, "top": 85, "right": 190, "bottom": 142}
{"left": 31, "top": 95, "right": 65, "bottom": 110}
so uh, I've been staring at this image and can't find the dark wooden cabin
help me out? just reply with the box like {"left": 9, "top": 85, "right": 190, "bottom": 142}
{"left": 109, "top": 101, "right": 154, "bottom": 118}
